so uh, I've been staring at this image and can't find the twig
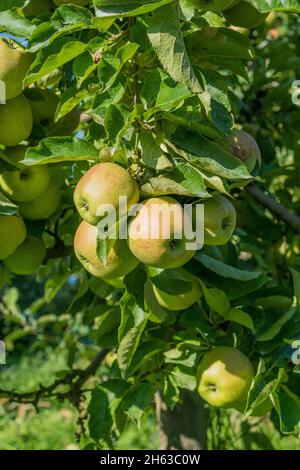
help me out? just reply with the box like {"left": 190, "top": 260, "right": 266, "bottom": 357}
{"left": 245, "top": 183, "right": 300, "bottom": 234}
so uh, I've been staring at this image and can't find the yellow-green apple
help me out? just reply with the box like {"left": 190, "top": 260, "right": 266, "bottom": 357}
{"left": 228, "top": 130, "right": 261, "bottom": 172}
{"left": 191, "top": 0, "right": 239, "bottom": 12}
{"left": 74, "top": 162, "right": 140, "bottom": 225}
{"left": 152, "top": 269, "right": 201, "bottom": 311}
{"left": 128, "top": 197, "right": 195, "bottom": 269}
{"left": 21, "top": 0, "right": 55, "bottom": 16}
{"left": 74, "top": 220, "right": 139, "bottom": 279}
{"left": 26, "top": 88, "right": 79, "bottom": 137}
{"left": 4, "top": 237, "right": 46, "bottom": 275}
{"left": 0, "top": 263, "right": 8, "bottom": 288}
{"left": 0, "top": 163, "right": 50, "bottom": 202}
{"left": 0, "top": 94, "right": 33, "bottom": 146}
{"left": 224, "top": 1, "right": 268, "bottom": 28}
{"left": 53, "top": 0, "right": 89, "bottom": 5}
{"left": 0, "top": 38, "right": 33, "bottom": 100}
{"left": 0, "top": 215, "right": 26, "bottom": 260}
{"left": 203, "top": 195, "right": 236, "bottom": 245}
{"left": 19, "top": 180, "right": 61, "bottom": 220}
{"left": 197, "top": 346, "right": 254, "bottom": 408}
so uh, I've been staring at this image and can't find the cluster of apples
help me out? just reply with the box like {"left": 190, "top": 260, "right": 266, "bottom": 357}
{"left": 0, "top": 36, "right": 80, "bottom": 285}
{"left": 191, "top": 0, "right": 269, "bottom": 29}
{"left": 73, "top": 161, "right": 239, "bottom": 311}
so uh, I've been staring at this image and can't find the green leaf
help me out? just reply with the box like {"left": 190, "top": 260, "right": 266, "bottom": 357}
{"left": 200, "top": 281, "right": 231, "bottom": 316}
{"left": 169, "top": 129, "right": 251, "bottom": 180}
{"left": 251, "top": 0, "right": 300, "bottom": 13}
{"left": 117, "top": 268, "right": 149, "bottom": 374}
{"left": 141, "top": 163, "right": 209, "bottom": 197}
{"left": 148, "top": 268, "right": 194, "bottom": 295}
{"left": 195, "top": 252, "right": 262, "bottom": 281}
{"left": 94, "top": 0, "right": 173, "bottom": 17}
{"left": 0, "top": 192, "right": 18, "bottom": 216}
{"left": 147, "top": 3, "right": 208, "bottom": 108}
{"left": 0, "top": 10, "right": 35, "bottom": 38}
{"left": 290, "top": 267, "right": 300, "bottom": 304}
{"left": 276, "top": 385, "right": 300, "bottom": 434}
{"left": 257, "top": 306, "right": 297, "bottom": 342}
{"left": 226, "top": 308, "right": 254, "bottom": 331}
{"left": 171, "top": 365, "right": 197, "bottom": 391}
{"left": 22, "top": 138, "right": 99, "bottom": 165}
{"left": 25, "top": 37, "right": 86, "bottom": 85}
{"left": 120, "top": 383, "right": 156, "bottom": 427}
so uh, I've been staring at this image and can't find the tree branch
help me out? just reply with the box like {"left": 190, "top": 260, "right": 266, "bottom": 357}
{"left": 0, "top": 349, "right": 109, "bottom": 406}
{"left": 245, "top": 183, "right": 300, "bottom": 234}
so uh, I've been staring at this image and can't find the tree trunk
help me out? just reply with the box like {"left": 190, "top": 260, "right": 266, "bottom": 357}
{"left": 156, "top": 390, "right": 207, "bottom": 450}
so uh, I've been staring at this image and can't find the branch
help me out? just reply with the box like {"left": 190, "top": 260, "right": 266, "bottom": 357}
{"left": 245, "top": 183, "right": 300, "bottom": 234}
{"left": 0, "top": 349, "right": 109, "bottom": 406}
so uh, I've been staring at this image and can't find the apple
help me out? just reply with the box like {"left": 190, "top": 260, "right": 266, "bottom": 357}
{"left": 0, "top": 263, "right": 8, "bottom": 288}
{"left": 228, "top": 129, "right": 261, "bottom": 172}
{"left": 53, "top": 0, "right": 89, "bottom": 5}
{"left": 224, "top": 1, "right": 268, "bottom": 29}
{"left": 74, "top": 162, "right": 140, "bottom": 225}
{"left": 152, "top": 269, "right": 202, "bottom": 311}
{"left": 74, "top": 220, "right": 139, "bottom": 279}
{"left": 0, "top": 94, "right": 33, "bottom": 147}
{"left": 4, "top": 237, "right": 46, "bottom": 275}
{"left": 19, "top": 180, "right": 61, "bottom": 220}
{"left": 0, "top": 163, "right": 50, "bottom": 203}
{"left": 197, "top": 346, "right": 254, "bottom": 408}
{"left": 21, "top": 0, "right": 55, "bottom": 16}
{"left": 0, "top": 38, "right": 33, "bottom": 100}
{"left": 202, "top": 195, "right": 236, "bottom": 246}
{"left": 128, "top": 197, "right": 195, "bottom": 269}
{"left": 0, "top": 215, "right": 26, "bottom": 260}
{"left": 190, "top": 0, "right": 238, "bottom": 12}
{"left": 26, "top": 88, "right": 80, "bottom": 137}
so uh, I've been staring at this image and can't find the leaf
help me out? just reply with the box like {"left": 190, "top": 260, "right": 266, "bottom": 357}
{"left": 25, "top": 37, "right": 86, "bottom": 85}
{"left": 0, "top": 10, "right": 35, "bottom": 38}
{"left": 200, "top": 281, "right": 231, "bottom": 316}
{"left": 0, "top": 192, "right": 18, "bottom": 216}
{"left": 195, "top": 252, "right": 262, "bottom": 281}
{"left": 276, "top": 385, "right": 300, "bottom": 434}
{"left": 169, "top": 129, "right": 251, "bottom": 180}
{"left": 171, "top": 365, "right": 197, "bottom": 391}
{"left": 251, "top": 0, "right": 300, "bottom": 13}
{"left": 94, "top": 0, "right": 173, "bottom": 17}
{"left": 21, "top": 137, "right": 99, "bottom": 165}
{"left": 148, "top": 267, "right": 194, "bottom": 295}
{"left": 290, "top": 267, "right": 300, "bottom": 304}
{"left": 147, "top": 3, "right": 208, "bottom": 108}
{"left": 257, "top": 306, "right": 297, "bottom": 342}
{"left": 120, "top": 383, "right": 156, "bottom": 427}
{"left": 226, "top": 308, "right": 254, "bottom": 331}
{"left": 141, "top": 163, "right": 209, "bottom": 197}
{"left": 117, "top": 268, "right": 149, "bottom": 374}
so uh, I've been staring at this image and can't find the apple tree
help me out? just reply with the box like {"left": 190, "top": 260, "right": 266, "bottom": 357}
{"left": 0, "top": 0, "right": 300, "bottom": 450}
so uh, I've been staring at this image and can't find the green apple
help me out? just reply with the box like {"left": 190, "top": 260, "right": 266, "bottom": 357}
{"left": 224, "top": 1, "right": 268, "bottom": 28}
{"left": 0, "top": 215, "right": 26, "bottom": 260}
{"left": 53, "top": 0, "right": 89, "bottom": 5}
{"left": 74, "top": 162, "right": 140, "bottom": 226}
{"left": 26, "top": 88, "right": 79, "bottom": 137}
{"left": 74, "top": 220, "right": 139, "bottom": 279}
{"left": 191, "top": 0, "right": 238, "bottom": 12}
{"left": 19, "top": 180, "right": 61, "bottom": 220}
{"left": 197, "top": 346, "right": 254, "bottom": 408}
{"left": 0, "top": 38, "right": 33, "bottom": 100}
{"left": 203, "top": 195, "right": 236, "bottom": 246}
{"left": 128, "top": 197, "right": 195, "bottom": 269}
{"left": 227, "top": 129, "right": 261, "bottom": 172}
{"left": 0, "top": 263, "right": 8, "bottom": 288}
{"left": 4, "top": 237, "right": 46, "bottom": 275}
{"left": 0, "top": 94, "right": 33, "bottom": 147}
{"left": 21, "top": 0, "right": 55, "bottom": 16}
{"left": 0, "top": 163, "right": 50, "bottom": 203}
{"left": 152, "top": 269, "right": 201, "bottom": 311}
